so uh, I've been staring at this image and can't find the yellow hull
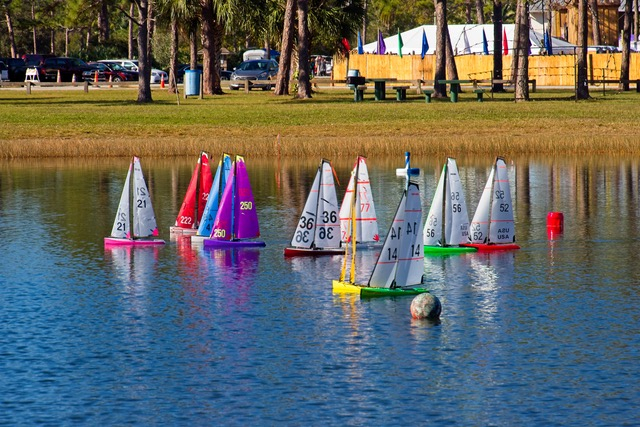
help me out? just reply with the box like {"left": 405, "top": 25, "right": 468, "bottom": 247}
{"left": 332, "top": 280, "right": 364, "bottom": 294}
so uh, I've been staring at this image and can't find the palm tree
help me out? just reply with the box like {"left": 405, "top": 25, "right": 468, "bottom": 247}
{"left": 513, "top": 0, "right": 529, "bottom": 101}
{"left": 136, "top": 0, "right": 153, "bottom": 103}
{"left": 620, "top": 0, "right": 632, "bottom": 91}
{"left": 296, "top": 0, "right": 312, "bottom": 98}
{"left": 274, "top": 0, "right": 297, "bottom": 95}
{"left": 434, "top": 0, "right": 447, "bottom": 97}
{"left": 576, "top": 0, "right": 589, "bottom": 99}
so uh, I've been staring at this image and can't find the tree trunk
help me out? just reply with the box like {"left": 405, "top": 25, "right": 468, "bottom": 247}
{"left": 510, "top": 0, "right": 522, "bottom": 82}
{"left": 492, "top": 0, "right": 504, "bottom": 92}
{"left": 362, "top": 0, "right": 367, "bottom": 45}
{"left": 31, "top": 2, "right": 37, "bottom": 54}
{"left": 476, "top": 0, "right": 485, "bottom": 24}
{"left": 445, "top": 31, "right": 460, "bottom": 93}
{"left": 98, "top": 0, "right": 109, "bottom": 43}
{"left": 147, "top": 0, "right": 155, "bottom": 60}
{"left": 275, "top": 0, "right": 297, "bottom": 95}
{"left": 137, "top": 0, "right": 153, "bottom": 103}
{"left": 4, "top": 5, "right": 17, "bottom": 58}
{"left": 50, "top": 28, "right": 55, "bottom": 54}
{"left": 128, "top": 3, "right": 135, "bottom": 59}
{"left": 189, "top": 26, "right": 198, "bottom": 69}
{"left": 465, "top": 0, "right": 472, "bottom": 23}
{"left": 201, "top": 0, "right": 215, "bottom": 95}
{"left": 65, "top": 28, "right": 69, "bottom": 57}
{"left": 576, "top": 0, "right": 589, "bottom": 99}
{"left": 434, "top": 0, "right": 448, "bottom": 97}
{"left": 514, "top": 0, "right": 530, "bottom": 101}
{"left": 635, "top": 0, "right": 638, "bottom": 51}
{"left": 168, "top": 16, "right": 179, "bottom": 93}
{"left": 620, "top": 0, "right": 632, "bottom": 91}
{"left": 589, "top": 0, "right": 601, "bottom": 46}
{"left": 296, "top": 0, "right": 312, "bottom": 99}
{"left": 212, "top": 19, "right": 223, "bottom": 94}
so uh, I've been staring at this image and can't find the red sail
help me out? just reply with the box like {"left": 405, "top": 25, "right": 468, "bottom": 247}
{"left": 174, "top": 153, "right": 213, "bottom": 229}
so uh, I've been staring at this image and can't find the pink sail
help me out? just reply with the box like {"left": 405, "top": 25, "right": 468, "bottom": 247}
{"left": 174, "top": 152, "right": 213, "bottom": 229}
{"left": 210, "top": 163, "right": 236, "bottom": 241}
{"left": 234, "top": 156, "right": 260, "bottom": 239}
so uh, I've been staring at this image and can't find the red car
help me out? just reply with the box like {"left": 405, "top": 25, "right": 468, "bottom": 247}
{"left": 83, "top": 61, "right": 138, "bottom": 82}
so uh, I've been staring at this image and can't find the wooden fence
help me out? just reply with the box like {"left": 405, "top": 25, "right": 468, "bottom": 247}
{"left": 334, "top": 53, "right": 640, "bottom": 86}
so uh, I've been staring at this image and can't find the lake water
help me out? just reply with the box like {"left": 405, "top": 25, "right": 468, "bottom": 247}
{"left": 1, "top": 156, "right": 638, "bottom": 425}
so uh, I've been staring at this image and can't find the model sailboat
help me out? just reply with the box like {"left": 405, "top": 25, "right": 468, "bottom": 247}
{"left": 190, "top": 153, "right": 232, "bottom": 244}
{"left": 339, "top": 155, "right": 380, "bottom": 245}
{"left": 170, "top": 151, "right": 213, "bottom": 236}
{"left": 423, "top": 158, "right": 477, "bottom": 254}
{"left": 284, "top": 159, "right": 342, "bottom": 256}
{"left": 333, "top": 173, "right": 428, "bottom": 297}
{"left": 104, "top": 156, "right": 165, "bottom": 246}
{"left": 203, "top": 155, "right": 266, "bottom": 248}
{"left": 462, "top": 157, "right": 520, "bottom": 251}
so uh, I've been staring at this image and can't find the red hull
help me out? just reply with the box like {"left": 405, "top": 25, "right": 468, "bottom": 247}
{"left": 283, "top": 247, "right": 343, "bottom": 257}
{"left": 461, "top": 243, "right": 520, "bottom": 251}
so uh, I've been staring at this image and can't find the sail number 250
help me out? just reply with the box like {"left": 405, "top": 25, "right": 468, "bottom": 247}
{"left": 240, "top": 201, "right": 253, "bottom": 210}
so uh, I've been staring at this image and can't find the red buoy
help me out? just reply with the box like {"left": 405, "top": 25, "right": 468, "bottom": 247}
{"left": 547, "top": 211, "right": 564, "bottom": 239}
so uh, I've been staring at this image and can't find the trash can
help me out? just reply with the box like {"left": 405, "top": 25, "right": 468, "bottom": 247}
{"left": 347, "top": 69, "right": 360, "bottom": 77}
{"left": 184, "top": 69, "right": 201, "bottom": 97}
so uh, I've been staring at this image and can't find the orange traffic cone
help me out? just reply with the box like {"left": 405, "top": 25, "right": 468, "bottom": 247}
{"left": 71, "top": 73, "right": 77, "bottom": 86}
{"left": 160, "top": 74, "right": 165, "bottom": 88}
{"left": 94, "top": 70, "right": 99, "bottom": 83}
{"left": 108, "top": 74, "right": 112, "bottom": 88}
{"left": 56, "top": 69, "right": 61, "bottom": 83}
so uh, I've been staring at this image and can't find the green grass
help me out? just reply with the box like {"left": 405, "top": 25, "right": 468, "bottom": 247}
{"left": 1, "top": 85, "right": 640, "bottom": 158}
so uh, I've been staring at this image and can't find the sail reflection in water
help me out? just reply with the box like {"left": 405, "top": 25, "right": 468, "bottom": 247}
{"left": 205, "top": 248, "right": 261, "bottom": 313}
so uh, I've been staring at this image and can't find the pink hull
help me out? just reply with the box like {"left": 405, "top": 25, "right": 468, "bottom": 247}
{"left": 284, "top": 247, "right": 343, "bottom": 257}
{"left": 104, "top": 237, "right": 166, "bottom": 246}
{"left": 460, "top": 243, "right": 520, "bottom": 251}
{"left": 203, "top": 239, "right": 266, "bottom": 248}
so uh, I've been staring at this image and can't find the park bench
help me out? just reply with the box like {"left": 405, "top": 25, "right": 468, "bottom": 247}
{"left": 422, "top": 89, "right": 434, "bottom": 103}
{"left": 353, "top": 85, "right": 367, "bottom": 102}
{"left": 392, "top": 85, "right": 409, "bottom": 101}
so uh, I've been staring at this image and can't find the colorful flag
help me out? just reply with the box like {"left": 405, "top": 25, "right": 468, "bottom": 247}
{"left": 503, "top": 28, "right": 508, "bottom": 55}
{"left": 544, "top": 30, "right": 553, "bottom": 55}
{"left": 463, "top": 29, "right": 471, "bottom": 54}
{"left": 482, "top": 29, "right": 489, "bottom": 55}
{"left": 341, "top": 37, "right": 351, "bottom": 55}
{"left": 421, "top": 29, "right": 429, "bottom": 59}
{"left": 398, "top": 29, "right": 404, "bottom": 58}
{"left": 377, "top": 30, "right": 386, "bottom": 55}
{"left": 357, "top": 31, "right": 364, "bottom": 55}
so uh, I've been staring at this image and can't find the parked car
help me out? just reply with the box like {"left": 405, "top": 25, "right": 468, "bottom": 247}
{"left": 0, "top": 61, "right": 8, "bottom": 81}
{"left": 22, "top": 53, "right": 55, "bottom": 67}
{"left": 0, "top": 57, "right": 27, "bottom": 81}
{"left": 171, "top": 63, "right": 203, "bottom": 83}
{"left": 220, "top": 70, "right": 232, "bottom": 80}
{"left": 229, "top": 59, "right": 278, "bottom": 90}
{"left": 99, "top": 59, "right": 168, "bottom": 83}
{"left": 36, "top": 57, "right": 92, "bottom": 82}
{"left": 587, "top": 45, "right": 620, "bottom": 53}
{"left": 83, "top": 62, "right": 138, "bottom": 82}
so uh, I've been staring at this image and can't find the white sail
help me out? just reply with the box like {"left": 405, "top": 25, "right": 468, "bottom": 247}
{"left": 489, "top": 158, "right": 515, "bottom": 243}
{"left": 314, "top": 160, "right": 341, "bottom": 249}
{"left": 110, "top": 162, "right": 132, "bottom": 239}
{"left": 291, "top": 164, "right": 321, "bottom": 249}
{"left": 424, "top": 163, "right": 446, "bottom": 246}
{"left": 132, "top": 157, "right": 159, "bottom": 238}
{"left": 394, "top": 182, "right": 424, "bottom": 287}
{"left": 369, "top": 182, "right": 423, "bottom": 288}
{"left": 446, "top": 158, "right": 470, "bottom": 245}
{"left": 469, "top": 163, "right": 495, "bottom": 244}
{"left": 339, "top": 157, "right": 379, "bottom": 243}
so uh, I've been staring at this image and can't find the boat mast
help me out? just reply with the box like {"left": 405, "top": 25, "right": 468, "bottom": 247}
{"left": 194, "top": 151, "right": 203, "bottom": 229}
{"left": 441, "top": 160, "right": 448, "bottom": 247}
{"left": 231, "top": 156, "right": 239, "bottom": 240}
{"left": 487, "top": 158, "right": 498, "bottom": 244}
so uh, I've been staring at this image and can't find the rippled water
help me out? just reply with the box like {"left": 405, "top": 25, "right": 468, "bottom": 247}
{"left": 1, "top": 156, "right": 639, "bottom": 425}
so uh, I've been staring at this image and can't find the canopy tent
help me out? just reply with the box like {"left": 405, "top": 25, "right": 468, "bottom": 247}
{"left": 362, "top": 24, "right": 576, "bottom": 56}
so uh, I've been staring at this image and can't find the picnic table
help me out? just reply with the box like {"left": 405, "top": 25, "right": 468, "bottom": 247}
{"left": 437, "top": 79, "right": 478, "bottom": 102}
{"left": 367, "top": 78, "right": 397, "bottom": 101}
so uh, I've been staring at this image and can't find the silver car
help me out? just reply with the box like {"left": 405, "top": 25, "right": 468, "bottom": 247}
{"left": 230, "top": 59, "right": 278, "bottom": 90}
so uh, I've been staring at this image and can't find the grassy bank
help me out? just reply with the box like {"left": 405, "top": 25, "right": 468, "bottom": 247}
{"left": 2, "top": 86, "right": 640, "bottom": 159}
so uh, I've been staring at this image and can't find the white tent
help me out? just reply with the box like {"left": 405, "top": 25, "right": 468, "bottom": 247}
{"left": 363, "top": 24, "right": 576, "bottom": 56}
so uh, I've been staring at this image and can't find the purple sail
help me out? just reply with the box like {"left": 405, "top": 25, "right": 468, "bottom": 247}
{"left": 234, "top": 156, "right": 260, "bottom": 239}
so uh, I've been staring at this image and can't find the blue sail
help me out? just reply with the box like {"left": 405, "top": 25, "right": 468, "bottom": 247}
{"left": 197, "top": 153, "right": 232, "bottom": 237}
